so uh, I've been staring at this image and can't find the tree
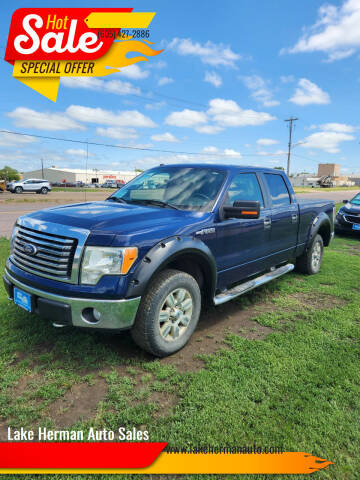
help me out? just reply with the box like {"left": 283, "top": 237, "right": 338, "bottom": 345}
{"left": 0, "top": 166, "right": 20, "bottom": 181}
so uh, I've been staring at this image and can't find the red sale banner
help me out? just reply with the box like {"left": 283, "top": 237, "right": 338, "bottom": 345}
{"left": 4, "top": 8, "right": 163, "bottom": 101}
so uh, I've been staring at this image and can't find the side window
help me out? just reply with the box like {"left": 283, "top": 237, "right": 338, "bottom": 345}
{"left": 264, "top": 174, "right": 291, "bottom": 207}
{"left": 225, "top": 173, "right": 264, "bottom": 207}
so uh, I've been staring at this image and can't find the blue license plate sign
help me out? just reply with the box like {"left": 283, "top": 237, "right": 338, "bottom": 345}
{"left": 13, "top": 287, "right": 32, "bottom": 312}
{"left": 352, "top": 224, "right": 360, "bottom": 231}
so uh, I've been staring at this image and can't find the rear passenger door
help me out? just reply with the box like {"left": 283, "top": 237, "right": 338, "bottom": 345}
{"left": 263, "top": 173, "right": 298, "bottom": 262}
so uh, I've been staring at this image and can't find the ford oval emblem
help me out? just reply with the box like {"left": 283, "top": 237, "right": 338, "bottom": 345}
{"left": 23, "top": 243, "right": 37, "bottom": 256}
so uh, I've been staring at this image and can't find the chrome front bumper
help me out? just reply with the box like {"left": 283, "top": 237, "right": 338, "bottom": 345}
{"left": 4, "top": 269, "right": 140, "bottom": 331}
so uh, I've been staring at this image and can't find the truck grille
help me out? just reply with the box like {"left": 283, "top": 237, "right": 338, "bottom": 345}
{"left": 12, "top": 226, "right": 77, "bottom": 281}
{"left": 344, "top": 214, "right": 360, "bottom": 224}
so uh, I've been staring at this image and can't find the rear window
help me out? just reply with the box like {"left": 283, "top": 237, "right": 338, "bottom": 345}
{"left": 264, "top": 174, "right": 291, "bottom": 207}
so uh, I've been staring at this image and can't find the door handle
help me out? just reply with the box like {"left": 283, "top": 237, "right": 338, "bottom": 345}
{"left": 291, "top": 213, "right": 298, "bottom": 223}
{"left": 264, "top": 216, "right": 272, "bottom": 229}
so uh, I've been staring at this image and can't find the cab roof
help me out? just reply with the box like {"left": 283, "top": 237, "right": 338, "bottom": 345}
{"left": 155, "top": 163, "right": 285, "bottom": 174}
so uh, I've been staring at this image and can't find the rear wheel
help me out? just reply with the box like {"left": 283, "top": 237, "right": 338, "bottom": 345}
{"left": 14, "top": 186, "right": 23, "bottom": 194}
{"left": 296, "top": 234, "right": 324, "bottom": 275}
{"left": 131, "top": 269, "right": 201, "bottom": 357}
{"left": 40, "top": 187, "right": 48, "bottom": 194}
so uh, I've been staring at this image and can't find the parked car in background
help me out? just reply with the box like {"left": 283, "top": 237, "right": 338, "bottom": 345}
{"left": 7, "top": 179, "right": 51, "bottom": 194}
{"left": 102, "top": 180, "right": 118, "bottom": 189}
{"left": 335, "top": 192, "right": 360, "bottom": 234}
{"left": 4, "top": 164, "right": 335, "bottom": 357}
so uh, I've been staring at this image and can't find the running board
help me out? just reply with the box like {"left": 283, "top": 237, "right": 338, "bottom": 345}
{"left": 213, "top": 263, "right": 294, "bottom": 306}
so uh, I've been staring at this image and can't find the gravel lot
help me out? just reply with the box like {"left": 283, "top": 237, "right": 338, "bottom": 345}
{"left": 0, "top": 189, "right": 357, "bottom": 239}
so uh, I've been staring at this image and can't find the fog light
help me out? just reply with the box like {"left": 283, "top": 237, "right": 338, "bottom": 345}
{"left": 82, "top": 307, "right": 102, "bottom": 324}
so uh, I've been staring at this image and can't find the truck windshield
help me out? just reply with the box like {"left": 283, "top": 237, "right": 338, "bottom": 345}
{"left": 108, "top": 166, "right": 226, "bottom": 211}
{"left": 350, "top": 193, "right": 360, "bottom": 205}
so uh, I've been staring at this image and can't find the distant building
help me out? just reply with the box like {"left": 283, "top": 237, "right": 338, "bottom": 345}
{"left": 317, "top": 163, "right": 340, "bottom": 177}
{"left": 22, "top": 167, "right": 136, "bottom": 184}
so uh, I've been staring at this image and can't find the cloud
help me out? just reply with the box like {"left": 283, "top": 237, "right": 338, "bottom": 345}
{"left": 204, "top": 71, "right": 222, "bottom": 87}
{"left": 65, "top": 148, "right": 94, "bottom": 157}
{"left": 202, "top": 146, "right": 219, "bottom": 153}
{"left": 157, "top": 76, "right": 174, "bottom": 86}
{"left": 312, "top": 122, "right": 356, "bottom": 133}
{"left": 301, "top": 131, "right": 354, "bottom": 153}
{"left": 168, "top": 38, "right": 241, "bottom": 68}
{"left": 289, "top": 78, "right": 330, "bottom": 105}
{"left": 202, "top": 146, "right": 241, "bottom": 158}
{"left": 0, "top": 131, "right": 37, "bottom": 146}
{"left": 115, "top": 64, "right": 149, "bottom": 79}
{"left": 241, "top": 75, "right": 280, "bottom": 107}
{"left": 66, "top": 105, "right": 156, "bottom": 128}
{"left": 195, "top": 124, "right": 224, "bottom": 134}
{"left": 96, "top": 127, "right": 138, "bottom": 140}
{"left": 165, "top": 98, "right": 275, "bottom": 133}
{"left": 257, "top": 138, "right": 280, "bottom": 146}
{"left": 282, "top": 0, "right": 360, "bottom": 62}
{"left": 207, "top": 98, "right": 276, "bottom": 126}
{"left": 280, "top": 75, "right": 295, "bottom": 83}
{"left": 61, "top": 76, "right": 141, "bottom": 95}
{"left": 7, "top": 107, "right": 85, "bottom": 131}
{"left": 150, "top": 132, "right": 179, "bottom": 143}
{"left": 145, "top": 101, "right": 166, "bottom": 110}
{"left": 165, "top": 109, "right": 208, "bottom": 127}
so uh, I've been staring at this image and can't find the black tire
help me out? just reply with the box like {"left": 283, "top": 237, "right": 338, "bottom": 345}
{"left": 131, "top": 268, "right": 201, "bottom": 357}
{"left": 15, "top": 186, "right": 23, "bottom": 194}
{"left": 40, "top": 187, "right": 48, "bottom": 195}
{"left": 296, "top": 234, "right": 324, "bottom": 275}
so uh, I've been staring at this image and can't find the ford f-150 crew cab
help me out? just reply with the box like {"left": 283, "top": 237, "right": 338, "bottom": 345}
{"left": 3, "top": 164, "right": 335, "bottom": 356}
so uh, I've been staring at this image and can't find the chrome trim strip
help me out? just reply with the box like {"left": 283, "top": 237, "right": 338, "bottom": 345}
{"left": 5, "top": 269, "right": 141, "bottom": 330}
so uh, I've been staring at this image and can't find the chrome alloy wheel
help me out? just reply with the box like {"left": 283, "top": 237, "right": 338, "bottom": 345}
{"left": 158, "top": 288, "right": 193, "bottom": 341}
{"left": 311, "top": 240, "right": 322, "bottom": 270}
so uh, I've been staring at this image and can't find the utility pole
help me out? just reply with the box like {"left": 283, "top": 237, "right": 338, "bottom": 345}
{"left": 41, "top": 158, "right": 44, "bottom": 179}
{"left": 284, "top": 117, "right": 298, "bottom": 176}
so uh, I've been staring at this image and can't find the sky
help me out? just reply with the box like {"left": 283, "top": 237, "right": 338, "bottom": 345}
{"left": 1, "top": 0, "right": 360, "bottom": 176}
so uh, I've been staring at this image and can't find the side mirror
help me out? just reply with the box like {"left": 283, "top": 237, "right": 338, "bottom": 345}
{"left": 223, "top": 200, "right": 260, "bottom": 219}
{"left": 343, "top": 200, "right": 349, "bottom": 204}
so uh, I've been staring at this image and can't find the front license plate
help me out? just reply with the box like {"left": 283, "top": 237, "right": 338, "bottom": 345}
{"left": 352, "top": 224, "right": 360, "bottom": 231}
{"left": 13, "top": 287, "right": 32, "bottom": 312}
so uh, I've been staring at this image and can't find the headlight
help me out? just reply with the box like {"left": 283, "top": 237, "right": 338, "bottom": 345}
{"left": 80, "top": 246, "right": 138, "bottom": 285}
{"left": 10, "top": 223, "right": 19, "bottom": 255}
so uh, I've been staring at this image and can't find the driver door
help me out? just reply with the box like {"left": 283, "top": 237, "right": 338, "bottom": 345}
{"left": 215, "top": 172, "right": 272, "bottom": 289}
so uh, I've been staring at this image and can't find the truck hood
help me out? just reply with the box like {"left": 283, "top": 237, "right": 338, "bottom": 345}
{"left": 23, "top": 201, "right": 212, "bottom": 243}
{"left": 343, "top": 202, "right": 360, "bottom": 214}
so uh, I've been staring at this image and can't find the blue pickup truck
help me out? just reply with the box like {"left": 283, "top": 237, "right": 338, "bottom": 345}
{"left": 3, "top": 164, "right": 335, "bottom": 356}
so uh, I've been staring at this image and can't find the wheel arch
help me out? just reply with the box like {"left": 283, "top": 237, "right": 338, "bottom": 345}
{"left": 126, "top": 236, "right": 217, "bottom": 302}
{"left": 308, "top": 213, "right": 332, "bottom": 247}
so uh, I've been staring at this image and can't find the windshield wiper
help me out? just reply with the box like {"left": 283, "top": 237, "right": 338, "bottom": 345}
{"left": 106, "top": 196, "right": 128, "bottom": 204}
{"left": 131, "top": 199, "right": 180, "bottom": 210}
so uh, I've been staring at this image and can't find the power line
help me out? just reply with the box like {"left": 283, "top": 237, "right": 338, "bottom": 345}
{"left": 284, "top": 117, "right": 298, "bottom": 176}
{"left": 0, "top": 129, "right": 288, "bottom": 158}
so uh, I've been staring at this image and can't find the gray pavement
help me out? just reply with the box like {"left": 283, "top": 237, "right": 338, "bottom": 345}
{"left": 296, "top": 190, "right": 357, "bottom": 203}
{"left": 0, "top": 189, "right": 358, "bottom": 239}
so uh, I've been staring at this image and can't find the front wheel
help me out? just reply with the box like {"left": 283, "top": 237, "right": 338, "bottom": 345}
{"left": 15, "top": 186, "right": 23, "bottom": 194}
{"left": 40, "top": 187, "right": 48, "bottom": 194}
{"left": 131, "top": 269, "right": 201, "bottom": 357}
{"left": 296, "top": 234, "right": 324, "bottom": 275}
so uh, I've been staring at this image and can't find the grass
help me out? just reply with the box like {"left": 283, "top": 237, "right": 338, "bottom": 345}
{"left": 0, "top": 231, "right": 359, "bottom": 480}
